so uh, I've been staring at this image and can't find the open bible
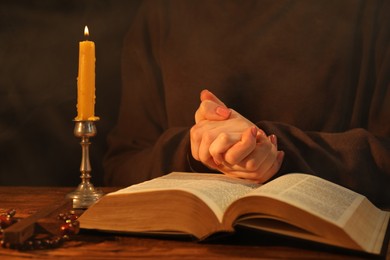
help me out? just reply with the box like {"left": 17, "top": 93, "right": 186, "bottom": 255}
{"left": 78, "top": 172, "right": 389, "bottom": 255}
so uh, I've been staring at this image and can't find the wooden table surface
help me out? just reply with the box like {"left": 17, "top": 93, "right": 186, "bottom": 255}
{"left": 0, "top": 186, "right": 387, "bottom": 260}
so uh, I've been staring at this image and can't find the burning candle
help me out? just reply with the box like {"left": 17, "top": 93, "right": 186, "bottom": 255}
{"left": 75, "top": 26, "right": 99, "bottom": 121}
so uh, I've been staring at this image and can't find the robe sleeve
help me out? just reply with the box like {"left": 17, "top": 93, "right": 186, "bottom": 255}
{"left": 103, "top": 2, "right": 194, "bottom": 186}
{"left": 261, "top": 0, "right": 390, "bottom": 207}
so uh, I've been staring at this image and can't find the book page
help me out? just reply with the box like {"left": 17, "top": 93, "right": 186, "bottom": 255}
{"left": 250, "top": 173, "right": 363, "bottom": 225}
{"left": 342, "top": 198, "right": 389, "bottom": 253}
{"left": 111, "top": 172, "right": 260, "bottom": 222}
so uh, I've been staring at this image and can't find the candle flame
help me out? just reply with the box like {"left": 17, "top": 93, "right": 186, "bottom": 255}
{"left": 84, "top": 26, "right": 89, "bottom": 37}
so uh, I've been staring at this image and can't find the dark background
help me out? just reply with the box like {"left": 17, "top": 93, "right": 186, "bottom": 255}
{"left": 0, "top": 0, "right": 141, "bottom": 186}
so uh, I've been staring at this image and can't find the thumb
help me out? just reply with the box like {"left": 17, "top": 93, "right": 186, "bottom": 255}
{"left": 195, "top": 100, "right": 231, "bottom": 123}
{"left": 200, "top": 89, "right": 227, "bottom": 107}
{"left": 195, "top": 90, "right": 231, "bottom": 123}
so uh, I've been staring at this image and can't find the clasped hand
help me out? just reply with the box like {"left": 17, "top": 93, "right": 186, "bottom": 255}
{"left": 190, "top": 90, "right": 284, "bottom": 183}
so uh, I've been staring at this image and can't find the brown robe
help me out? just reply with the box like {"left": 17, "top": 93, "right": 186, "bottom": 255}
{"left": 104, "top": 0, "right": 390, "bottom": 207}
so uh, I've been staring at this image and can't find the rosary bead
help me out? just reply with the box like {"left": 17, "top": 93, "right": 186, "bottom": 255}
{"left": 67, "top": 213, "right": 79, "bottom": 222}
{"left": 0, "top": 209, "right": 79, "bottom": 250}
{"left": 57, "top": 213, "right": 66, "bottom": 221}
{"left": 60, "top": 220, "right": 80, "bottom": 236}
{"left": 33, "top": 239, "right": 43, "bottom": 249}
{"left": 58, "top": 212, "right": 79, "bottom": 222}
{"left": 6, "top": 209, "right": 16, "bottom": 218}
{"left": 51, "top": 236, "right": 63, "bottom": 246}
{"left": 42, "top": 238, "right": 52, "bottom": 247}
{"left": 60, "top": 223, "right": 75, "bottom": 236}
{"left": 22, "top": 240, "right": 35, "bottom": 250}
{"left": 0, "top": 215, "right": 13, "bottom": 229}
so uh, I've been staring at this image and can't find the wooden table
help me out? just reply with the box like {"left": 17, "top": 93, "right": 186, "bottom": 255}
{"left": 0, "top": 187, "right": 387, "bottom": 259}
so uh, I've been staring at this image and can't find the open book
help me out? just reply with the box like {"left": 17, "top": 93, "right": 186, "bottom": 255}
{"left": 78, "top": 172, "right": 389, "bottom": 255}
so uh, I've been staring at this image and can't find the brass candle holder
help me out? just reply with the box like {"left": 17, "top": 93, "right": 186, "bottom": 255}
{"left": 66, "top": 120, "right": 103, "bottom": 208}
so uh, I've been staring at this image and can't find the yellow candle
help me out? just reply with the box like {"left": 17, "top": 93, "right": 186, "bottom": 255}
{"left": 75, "top": 26, "right": 99, "bottom": 121}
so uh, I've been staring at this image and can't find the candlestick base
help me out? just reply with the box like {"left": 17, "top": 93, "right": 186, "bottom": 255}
{"left": 67, "top": 120, "right": 103, "bottom": 209}
{"left": 66, "top": 183, "right": 103, "bottom": 209}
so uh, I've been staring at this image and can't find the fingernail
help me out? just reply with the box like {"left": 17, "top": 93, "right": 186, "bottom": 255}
{"left": 251, "top": 127, "right": 257, "bottom": 137}
{"left": 216, "top": 106, "right": 231, "bottom": 118}
{"left": 269, "top": 134, "right": 277, "bottom": 146}
{"left": 200, "top": 89, "right": 210, "bottom": 101}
